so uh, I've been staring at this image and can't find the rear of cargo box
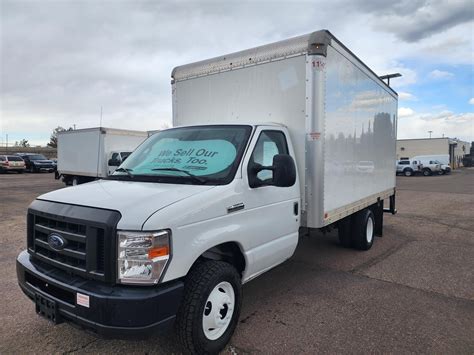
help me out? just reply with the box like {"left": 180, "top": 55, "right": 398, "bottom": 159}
{"left": 57, "top": 128, "right": 103, "bottom": 177}
{"left": 172, "top": 30, "right": 397, "bottom": 229}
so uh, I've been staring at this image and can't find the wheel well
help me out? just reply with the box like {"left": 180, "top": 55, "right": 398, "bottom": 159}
{"left": 196, "top": 242, "right": 246, "bottom": 276}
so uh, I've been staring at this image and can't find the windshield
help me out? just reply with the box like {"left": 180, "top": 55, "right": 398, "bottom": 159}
{"left": 28, "top": 154, "right": 47, "bottom": 160}
{"left": 111, "top": 125, "right": 252, "bottom": 184}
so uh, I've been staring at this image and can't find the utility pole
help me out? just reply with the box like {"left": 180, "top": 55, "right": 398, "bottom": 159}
{"left": 428, "top": 130, "right": 433, "bottom": 139}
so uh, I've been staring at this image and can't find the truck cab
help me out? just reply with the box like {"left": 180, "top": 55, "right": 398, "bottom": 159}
{"left": 17, "top": 123, "right": 301, "bottom": 350}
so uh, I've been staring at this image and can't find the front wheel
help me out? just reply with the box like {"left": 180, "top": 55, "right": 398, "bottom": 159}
{"left": 422, "top": 168, "right": 432, "bottom": 176}
{"left": 176, "top": 261, "right": 242, "bottom": 354}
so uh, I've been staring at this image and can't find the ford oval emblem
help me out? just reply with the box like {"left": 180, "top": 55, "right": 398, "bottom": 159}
{"left": 47, "top": 233, "right": 67, "bottom": 250}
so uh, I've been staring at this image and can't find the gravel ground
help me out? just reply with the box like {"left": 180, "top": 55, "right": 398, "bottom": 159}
{"left": 0, "top": 169, "right": 473, "bottom": 354}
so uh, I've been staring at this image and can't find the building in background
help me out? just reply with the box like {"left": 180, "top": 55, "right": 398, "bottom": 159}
{"left": 396, "top": 138, "right": 470, "bottom": 168}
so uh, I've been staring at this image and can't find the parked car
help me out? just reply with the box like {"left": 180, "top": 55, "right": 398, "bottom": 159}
{"left": 51, "top": 158, "right": 58, "bottom": 172}
{"left": 396, "top": 159, "right": 420, "bottom": 176}
{"left": 419, "top": 160, "right": 442, "bottom": 176}
{"left": 0, "top": 155, "right": 26, "bottom": 173}
{"left": 396, "top": 159, "right": 442, "bottom": 176}
{"left": 16, "top": 153, "right": 55, "bottom": 173}
{"left": 411, "top": 155, "right": 450, "bottom": 175}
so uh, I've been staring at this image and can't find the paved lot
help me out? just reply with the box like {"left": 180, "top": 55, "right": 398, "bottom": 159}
{"left": 1, "top": 170, "right": 473, "bottom": 353}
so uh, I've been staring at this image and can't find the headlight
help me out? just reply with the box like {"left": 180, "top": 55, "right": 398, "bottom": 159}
{"left": 118, "top": 230, "right": 170, "bottom": 285}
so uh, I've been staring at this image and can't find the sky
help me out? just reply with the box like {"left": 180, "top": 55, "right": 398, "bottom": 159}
{"left": 1, "top": 0, "right": 473, "bottom": 146}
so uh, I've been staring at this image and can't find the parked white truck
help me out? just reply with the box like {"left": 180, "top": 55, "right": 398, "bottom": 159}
{"left": 55, "top": 127, "right": 148, "bottom": 185}
{"left": 17, "top": 30, "right": 398, "bottom": 354}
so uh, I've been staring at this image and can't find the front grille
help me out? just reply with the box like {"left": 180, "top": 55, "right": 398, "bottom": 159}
{"left": 27, "top": 200, "right": 121, "bottom": 283}
{"left": 33, "top": 216, "right": 89, "bottom": 272}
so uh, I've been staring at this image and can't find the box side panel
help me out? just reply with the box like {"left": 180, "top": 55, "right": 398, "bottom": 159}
{"left": 57, "top": 130, "right": 101, "bottom": 176}
{"left": 174, "top": 56, "right": 307, "bottom": 190}
{"left": 322, "top": 45, "right": 397, "bottom": 220}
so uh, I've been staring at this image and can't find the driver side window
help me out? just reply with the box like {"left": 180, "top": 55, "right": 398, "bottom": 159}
{"left": 248, "top": 130, "right": 288, "bottom": 185}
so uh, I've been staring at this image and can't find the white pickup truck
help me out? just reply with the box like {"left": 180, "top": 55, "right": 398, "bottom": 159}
{"left": 396, "top": 159, "right": 442, "bottom": 176}
{"left": 17, "top": 30, "right": 398, "bottom": 354}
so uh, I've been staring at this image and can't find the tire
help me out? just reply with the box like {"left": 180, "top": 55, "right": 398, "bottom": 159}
{"left": 17, "top": 170, "right": 24, "bottom": 174}
{"left": 438, "top": 170, "right": 445, "bottom": 175}
{"left": 176, "top": 261, "right": 242, "bottom": 354}
{"left": 72, "top": 176, "right": 80, "bottom": 186}
{"left": 352, "top": 209, "right": 375, "bottom": 251}
{"left": 403, "top": 168, "right": 413, "bottom": 177}
{"left": 422, "top": 168, "right": 432, "bottom": 176}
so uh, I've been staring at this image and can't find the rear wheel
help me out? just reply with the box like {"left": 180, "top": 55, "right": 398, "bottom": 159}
{"left": 176, "top": 261, "right": 242, "bottom": 354}
{"left": 72, "top": 176, "right": 80, "bottom": 186}
{"left": 353, "top": 209, "right": 375, "bottom": 251}
{"left": 422, "top": 168, "right": 432, "bottom": 176}
{"left": 403, "top": 168, "right": 413, "bottom": 177}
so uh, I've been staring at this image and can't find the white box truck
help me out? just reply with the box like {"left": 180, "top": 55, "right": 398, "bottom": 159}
{"left": 56, "top": 127, "right": 148, "bottom": 185}
{"left": 17, "top": 30, "right": 397, "bottom": 354}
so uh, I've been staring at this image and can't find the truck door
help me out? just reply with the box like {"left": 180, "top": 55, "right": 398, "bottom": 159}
{"left": 241, "top": 127, "right": 300, "bottom": 277}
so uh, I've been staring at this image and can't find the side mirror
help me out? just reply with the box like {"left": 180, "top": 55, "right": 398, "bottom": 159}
{"left": 249, "top": 154, "right": 296, "bottom": 188}
{"left": 108, "top": 158, "right": 120, "bottom": 166}
{"left": 272, "top": 154, "right": 296, "bottom": 187}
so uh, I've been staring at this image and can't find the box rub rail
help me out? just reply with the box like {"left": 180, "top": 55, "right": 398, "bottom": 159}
{"left": 27, "top": 200, "right": 121, "bottom": 283}
{"left": 322, "top": 188, "right": 395, "bottom": 226}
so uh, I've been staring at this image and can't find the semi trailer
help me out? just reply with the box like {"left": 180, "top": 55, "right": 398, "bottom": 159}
{"left": 17, "top": 30, "right": 398, "bottom": 354}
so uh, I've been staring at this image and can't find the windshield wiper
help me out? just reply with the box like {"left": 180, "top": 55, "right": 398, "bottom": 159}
{"left": 151, "top": 168, "right": 206, "bottom": 183}
{"left": 114, "top": 167, "right": 134, "bottom": 178}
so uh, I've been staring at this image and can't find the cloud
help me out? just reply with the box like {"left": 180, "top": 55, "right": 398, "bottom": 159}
{"left": 362, "top": 0, "right": 474, "bottom": 42}
{"left": 397, "top": 109, "right": 474, "bottom": 142}
{"left": 398, "top": 107, "right": 415, "bottom": 118}
{"left": 398, "top": 92, "right": 417, "bottom": 101}
{"left": 0, "top": 0, "right": 472, "bottom": 145}
{"left": 429, "top": 69, "right": 454, "bottom": 79}
{"left": 469, "top": 98, "right": 474, "bottom": 105}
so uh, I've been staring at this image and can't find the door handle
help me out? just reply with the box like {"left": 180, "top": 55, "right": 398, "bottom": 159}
{"left": 227, "top": 203, "right": 245, "bottom": 213}
{"left": 294, "top": 202, "right": 299, "bottom": 216}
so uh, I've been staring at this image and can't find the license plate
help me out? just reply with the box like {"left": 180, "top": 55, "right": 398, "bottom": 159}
{"left": 35, "top": 293, "right": 61, "bottom": 324}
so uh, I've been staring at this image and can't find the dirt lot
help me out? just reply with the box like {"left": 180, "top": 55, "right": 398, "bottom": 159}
{"left": 1, "top": 170, "right": 473, "bottom": 353}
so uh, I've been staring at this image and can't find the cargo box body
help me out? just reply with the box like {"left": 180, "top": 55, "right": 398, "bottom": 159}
{"left": 57, "top": 128, "right": 148, "bottom": 178}
{"left": 172, "top": 30, "right": 397, "bottom": 228}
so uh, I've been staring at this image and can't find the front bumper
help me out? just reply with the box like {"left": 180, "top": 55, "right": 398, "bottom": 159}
{"left": 34, "top": 165, "right": 54, "bottom": 171}
{"left": 17, "top": 250, "right": 184, "bottom": 337}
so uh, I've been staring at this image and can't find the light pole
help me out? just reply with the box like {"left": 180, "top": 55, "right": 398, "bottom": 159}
{"left": 428, "top": 130, "right": 433, "bottom": 139}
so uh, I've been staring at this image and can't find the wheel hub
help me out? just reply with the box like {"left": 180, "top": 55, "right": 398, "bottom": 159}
{"left": 366, "top": 216, "right": 374, "bottom": 244}
{"left": 202, "top": 281, "right": 235, "bottom": 340}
